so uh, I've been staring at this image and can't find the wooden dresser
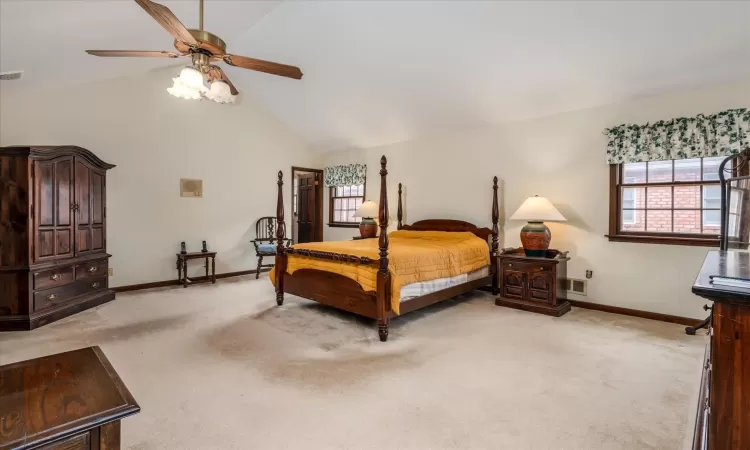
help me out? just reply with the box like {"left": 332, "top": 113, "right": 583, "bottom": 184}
{"left": 0, "top": 146, "right": 116, "bottom": 331}
{"left": 0, "top": 346, "right": 140, "bottom": 450}
{"left": 692, "top": 251, "right": 750, "bottom": 450}
{"left": 495, "top": 247, "right": 571, "bottom": 317}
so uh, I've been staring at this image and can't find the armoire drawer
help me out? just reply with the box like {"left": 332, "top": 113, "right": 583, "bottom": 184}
{"left": 34, "top": 277, "right": 107, "bottom": 312}
{"left": 34, "top": 266, "right": 75, "bottom": 290}
{"left": 75, "top": 259, "right": 108, "bottom": 280}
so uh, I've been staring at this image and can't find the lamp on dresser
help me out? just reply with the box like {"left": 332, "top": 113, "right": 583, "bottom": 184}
{"left": 509, "top": 195, "right": 567, "bottom": 257}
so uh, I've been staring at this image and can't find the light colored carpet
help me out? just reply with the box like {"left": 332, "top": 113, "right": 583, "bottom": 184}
{"left": 0, "top": 274, "right": 706, "bottom": 449}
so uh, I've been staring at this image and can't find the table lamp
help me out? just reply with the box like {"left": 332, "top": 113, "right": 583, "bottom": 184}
{"left": 509, "top": 195, "right": 566, "bottom": 257}
{"left": 354, "top": 200, "right": 379, "bottom": 238}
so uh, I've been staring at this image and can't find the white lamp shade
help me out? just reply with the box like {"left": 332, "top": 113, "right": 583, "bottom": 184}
{"left": 205, "top": 81, "right": 237, "bottom": 104}
{"left": 354, "top": 201, "right": 379, "bottom": 218}
{"left": 509, "top": 195, "right": 566, "bottom": 222}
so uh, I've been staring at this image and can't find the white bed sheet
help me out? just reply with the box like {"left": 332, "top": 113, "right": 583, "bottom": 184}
{"left": 399, "top": 266, "right": 490, "bottom": 302}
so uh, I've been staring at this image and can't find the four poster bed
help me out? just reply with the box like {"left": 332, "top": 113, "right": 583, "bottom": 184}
{"left": 271, "top": 156, "right": 499, "bottom": 342}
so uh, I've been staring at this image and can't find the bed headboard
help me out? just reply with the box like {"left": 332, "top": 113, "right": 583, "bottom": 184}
{"left": 400, "top": 220, "right": 492, "bottom": 242}
{"left": 396, "top": 178, "right": 499, "bottom": 245}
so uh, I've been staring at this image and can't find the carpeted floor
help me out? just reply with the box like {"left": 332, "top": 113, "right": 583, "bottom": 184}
{"left": 0, "top": 274, "right": 706, "bottom": 449}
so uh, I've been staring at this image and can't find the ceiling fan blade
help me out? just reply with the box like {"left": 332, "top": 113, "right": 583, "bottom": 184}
{"left": 207, "top": 66, "right": 238, "bottom": 95}
{"left": 135, "top": 0, "right": 197, "bottom": 46}
{"left": 86, "top": 50, "right": 183, "bottom": 58}
{"left": 222, "top": 54, "right": 303, "bottom": 80}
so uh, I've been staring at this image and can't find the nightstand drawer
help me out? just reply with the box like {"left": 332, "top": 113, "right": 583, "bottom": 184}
{"left": 502, "top": 261, "right": 549, "bottom": 272}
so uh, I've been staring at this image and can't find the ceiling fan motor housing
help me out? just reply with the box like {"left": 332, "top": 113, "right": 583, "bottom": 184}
{"left": 175, "top": 29, "right": 227, "bottom": 57}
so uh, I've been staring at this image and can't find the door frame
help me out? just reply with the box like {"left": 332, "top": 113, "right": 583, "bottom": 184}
{"left": 291, "top": 166, "right": 324, "bottom": 242}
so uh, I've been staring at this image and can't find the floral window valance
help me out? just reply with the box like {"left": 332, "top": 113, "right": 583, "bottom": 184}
{"left": 324, "top": 163, "right": 367, "bottom": 187}
{"left": 605, "top": 108, "right": 750, "bottom": 164}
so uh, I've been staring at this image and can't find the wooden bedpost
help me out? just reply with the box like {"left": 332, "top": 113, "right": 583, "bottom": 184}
{"left": 275, "top": 170, "right": 286, "bottom": 306}
{"left": 491, "top": 176, "right": 499, "bottom": 295}
{"left": 397, "top": 182, "right": 403, "bottom": 230}
{"left": 377, "top": 156, "right": 391, "bottom": 342}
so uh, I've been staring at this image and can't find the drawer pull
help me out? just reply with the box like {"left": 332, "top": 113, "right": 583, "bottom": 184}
{"left": 91, "top": 282, "right": 100, "bottom": 289}
{"left": 50, "top": 274, "right": 61, "bottom": 281}
{"left": 88, "top": 266, "right": 98, "bottom": 273}
{"left": 47, "top": 294, "right": 57, "bottom": 301}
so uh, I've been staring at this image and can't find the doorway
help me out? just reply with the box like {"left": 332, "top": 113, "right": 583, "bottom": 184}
{"left": 291, "top": 167, "right": 324, "bottom": 243}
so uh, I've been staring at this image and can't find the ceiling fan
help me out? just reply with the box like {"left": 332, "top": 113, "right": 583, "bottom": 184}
{"left": 86, "top": 0, "right": 303, "bottom": 103}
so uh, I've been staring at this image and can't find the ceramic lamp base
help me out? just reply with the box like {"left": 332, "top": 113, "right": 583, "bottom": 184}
{"left": 359, "top": 218, "right": 378, "bottom": 238}
{"left": 520, "top": 221, "right": 551, "bottom": 257}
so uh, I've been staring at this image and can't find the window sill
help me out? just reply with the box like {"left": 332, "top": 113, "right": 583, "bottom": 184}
{"left": 606, "top": 234, "right": 720, "bottom": 247}
{"left": 328, "top": 223, "right": 360, "bottom": 228}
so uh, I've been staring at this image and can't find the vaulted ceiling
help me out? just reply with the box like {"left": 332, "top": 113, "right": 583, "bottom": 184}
{"left": 2, "top": 1, "right": 749, "bottom": 150}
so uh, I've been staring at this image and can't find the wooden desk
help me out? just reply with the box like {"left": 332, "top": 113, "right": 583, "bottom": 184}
{"left": 692, "top": 251, "right": 750, "bottom": 450}
{"left": 0, "top": 346, "right": 140, "bottom": 450}
{"left": 176, "top": 251, "right": 217, "bottom": 288}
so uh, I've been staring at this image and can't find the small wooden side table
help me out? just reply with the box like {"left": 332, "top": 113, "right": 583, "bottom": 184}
{"left": 495, "top": 247, "right": 571, "bottom": 317}
{"left": 176, "top": 251, "right": 217, "bottom": 288}
{"left": 0, "top": 346, "right": 140, "bottom": 450}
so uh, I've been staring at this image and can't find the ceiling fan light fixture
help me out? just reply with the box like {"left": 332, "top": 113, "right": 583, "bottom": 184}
{"left": 167, "top": 77, "right": 202, "bottom": 100}
{"left": 205, "top": 80, "right": 236, "bottom": 104}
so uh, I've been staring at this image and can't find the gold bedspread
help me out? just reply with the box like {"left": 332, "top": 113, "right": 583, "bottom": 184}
{"left": 270, "top": 230, "right": 490, "bottom": 314}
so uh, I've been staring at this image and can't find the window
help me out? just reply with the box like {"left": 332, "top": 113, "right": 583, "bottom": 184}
{"left": 608, "top": 157, "right": 731, "bottom": 246}
{"left": 329, "top": 184, "right": 365, "bottom": 227}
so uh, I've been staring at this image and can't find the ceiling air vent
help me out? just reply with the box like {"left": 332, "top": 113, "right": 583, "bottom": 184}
{"left": 563, "top": 278, "right": 587, "bottom": 296}
{"left": 0, "top": 71, "right": 24, "bottom": 81}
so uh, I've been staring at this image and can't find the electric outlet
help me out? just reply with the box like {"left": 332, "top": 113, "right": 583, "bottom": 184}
{"left": 108, "top": 268, "right": 113, "bottom": 276}
{"left": 585, "top": 270, "right": 593, "bottom": 279}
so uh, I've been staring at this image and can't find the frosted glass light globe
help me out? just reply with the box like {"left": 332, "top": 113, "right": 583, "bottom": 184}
{"left": 205, "top": 80, "right": 236, "bottom": 104}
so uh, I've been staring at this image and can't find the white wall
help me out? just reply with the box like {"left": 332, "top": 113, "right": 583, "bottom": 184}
{"left": 0, "top": 73, "right": 318, "bottom": 287}
{"left": 322, "top": 78, "right": 750, "bottom": 319}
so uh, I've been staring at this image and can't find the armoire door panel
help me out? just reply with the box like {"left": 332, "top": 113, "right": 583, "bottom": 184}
{"left": 56, "top": 161, "right": 72, "bottom": 227}
{"left": 34, "top": 157, "right": 74, "bottom": 262}
{"left": 75, "top": 161, "right": 91, "bottom": 226}
{"left": 91, "top": 227, "right": 104, "bottom": 251}
{"left": 57, "top": 229, "right": 73, "bottom": 256}
{"left": 37, "top": 230, "right": 55, "bottom": 258}
{"left": 38, "top": 164, "right": 55, "bottom": 227}
{"left": 92, "top": 172, "right": 104, "bottom": 225}
{"left": 74, "top": 159, "right": 106, "bottom": 256}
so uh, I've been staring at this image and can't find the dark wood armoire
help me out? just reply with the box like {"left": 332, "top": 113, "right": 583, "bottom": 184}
{"left": 0, "top": 146, "right": 116, "bottom": 331}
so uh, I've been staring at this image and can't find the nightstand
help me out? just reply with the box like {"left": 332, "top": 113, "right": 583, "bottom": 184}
{"left": 352, "top": 235, "right": 377, "bottom": 240}
{"left": 495, "top": 247, "right": 571, "bottom": 317}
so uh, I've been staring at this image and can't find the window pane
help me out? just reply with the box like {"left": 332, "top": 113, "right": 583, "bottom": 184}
{"left": 355, "top": 198, "right": 363, "bottom": 209}
{"left": 348, "top": 198, "right": 355, "bottom": 209}
{"left": 347, "top": 210, "right": 356, "bottom": 222}
{"left": 623, "top": 162, "right": 647, "bottom": 184}
{"left": 334, "top": 198, "right": 342, "bottom": 209}
{"left": 703, "top": 210, "right": 721, "bottom": 232}
{"left": 646, "top": 186, "right": 672, "bottom": 209}
{"left": 703, "top": 185, "right": 721, "bottom": 209}
{"left": 357, "top": 185, "right": 364, "bottom": 195}
{"left": 343, "top": 186, "right": 350, "bottom": 196}
{"left": 674, "top": 210, "right": 702, "bottom": 234}
{"left": 728, "top": 213, "right": 740, "bottom": 238}
{"left": 648, "top": 160, "right": 673, "bottom": 183}
{"left": 334, "top": 211, "right": 342, "bottom": 222}
{"left": 646, "top": 210, "right": 672, "bottom": 232}
{"left": 703, "top": 157, "right": 729, "bottom": 181}
{"left": 674, "top": 158, "right": 701, "bottom": 182}
{"left": 336, "top": 186, "right": 344, "bottom": 196}
{"left": 621, "top": 210, "right": 645, "bottom": 231}
{"left": 673, "top": 185, "right": 700, "bottom": 209}
{"left": 622, "top": 187, "right": 645, "bottom": 209}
